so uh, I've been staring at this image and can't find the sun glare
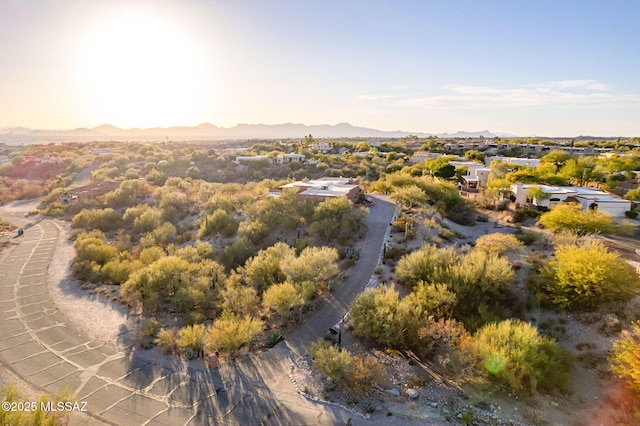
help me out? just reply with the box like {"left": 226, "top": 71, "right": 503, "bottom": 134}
{"left": 75, "top": 11, "right": 211, "bottom": 128}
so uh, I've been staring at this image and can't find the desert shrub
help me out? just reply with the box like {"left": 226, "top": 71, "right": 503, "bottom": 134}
{"left": 344, "top": 355, "right": 386, "bottom": 393}
{"left": 73, "top": 231, "right": 118, "bottom": 266}
{"left": 418, "top": 318, "right": 468, "bottom": 356}
{"left": 395, "top": 245, "right": 516, "bottom": 324}
{"left": 474, "top": 233, "right": 524, "bottom": 257}
{"left": 262, "top": 282, "right": 305, "bottom": 319}
{"left": 349, "top": 285, "right": 425, "bottom": 349}
{"left": 538, "top": 203, "right": 615, "bottom": 235}
{"left": 177, "top": 324, "right": 206, "bottom": 352}
{"left": 72, "top": 207, "right": 122, "bottom": 232}
{"left": 309, "top": 339, "right": 353, "bottom": 381}
{"left": 392, "top": 215, "right": 416, "bottom": 233}
{"left": 282, "top": 246, "right": 339, "bottom": 286}
{"left": 100, "top": 257, "right": 140, "bottom": 285}
{"left": 515, "top": 230, "right": 540, "bottom": 245}
{"left": 138, "top": 246, "right": 165, "bottom": 265}
{"left": 238, "top": 219, "right": 269, "bottom": 243}
{"left": 0, "top": 384, "right": 70, "bottom": 426}
{"left": 448, "top": 250, "right": 516, "bottom": 320}
{"left": 395, "top": 245, "right": 458, "bottom": 288}
{"left": 140, "top": 317, "right": 160, "bottom": 337}
{"left": 241, "top": 242, "right": 292, "bottom": 292}
{"left": 542, "top": 239, "right": 640, "bottom": 309}
{"left": 155, "top": 328, "right": 178, "bottom": 355}
{"left": 610, "top": 321, "right": 640, "bottom": 399}
{"left": 221, "top": 279, "right": 261, "bottom": 316}
{"left": 625, "top": 187, "right": 640, "bottom": 201}
{"left": 404, "top": 283, "right": 457, "bottom": 319}
{"left": 221, "top": 237, "right": 257, "bottom": 270}
{"left": 132, "top": 207, "right": 163, "bottom": 234}
{"left": 390, "top": 185, "right": 427, "bottom": 208}
{"left": 139, "top": 221, "right": 177, "bottom": 248}
{"left": 204, "top": 311, "right": 264, "bottom": 357}
{"left": 461, "top": 319, "right": 573, "bottom": 393}
{"left": 199, "top": 208, "right": 239, "bottom": 238}
{"left": 309, "top": 197, "right": 366, "bottom": 244}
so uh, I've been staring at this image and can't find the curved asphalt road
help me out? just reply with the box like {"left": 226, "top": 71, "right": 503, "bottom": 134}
{"left": 0, "top": 195, "right": 395, "bottom": 426}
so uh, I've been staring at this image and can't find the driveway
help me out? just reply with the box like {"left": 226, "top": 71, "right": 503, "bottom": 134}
{"left": 0, "top": 195, "right": 396, "bottom": 425}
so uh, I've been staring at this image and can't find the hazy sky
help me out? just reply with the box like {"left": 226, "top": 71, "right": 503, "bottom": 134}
{"left": 1, "top": 0, "right": 639, "bottom": 136}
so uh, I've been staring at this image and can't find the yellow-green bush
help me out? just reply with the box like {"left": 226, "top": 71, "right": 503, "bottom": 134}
{"left": 204, "top": 312, "right": 264, "bottom": 357}
{"left": 542, "top": 239, "right": 640, "bottom": 309}
{"left": 461, "top": 319, "right": 573, "bottom": 393}
{"left": 309, "top": 339, "right": 353, "bottom": 381}
{"left": 610, "top": 321, "right": 640, "bottom": 399}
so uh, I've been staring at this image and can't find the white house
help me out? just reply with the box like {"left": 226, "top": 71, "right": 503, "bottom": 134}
{"left": 277, "top": 153, "right": 305, "bottom": 164}
{"left": 310, "top": 142, "right": 332, "bottom": 153}
{"left": 511, "top": 184, "right": 632, "bottom": 217}
{"left": 461, "top": 167, "right": 491, "bottom": 189}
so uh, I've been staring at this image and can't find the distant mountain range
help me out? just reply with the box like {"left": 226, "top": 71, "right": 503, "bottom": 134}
{"left": 0, "top": 122, "right": 513, "bottom": 145}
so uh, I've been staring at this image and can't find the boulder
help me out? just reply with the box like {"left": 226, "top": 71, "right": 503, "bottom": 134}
{"left": 406, "top": 389, "right": 419, "bottom": 399}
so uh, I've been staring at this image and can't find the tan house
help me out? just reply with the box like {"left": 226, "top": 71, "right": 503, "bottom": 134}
{"left": 276, "top": 177, "right": 362, "bottom": 202}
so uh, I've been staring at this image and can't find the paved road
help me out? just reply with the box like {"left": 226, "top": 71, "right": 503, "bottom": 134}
{"left": 0, "top": 195, "right": 395, "bottom": 425}
{"left": 286, "top": 195, "right": 396, "bottom": 355}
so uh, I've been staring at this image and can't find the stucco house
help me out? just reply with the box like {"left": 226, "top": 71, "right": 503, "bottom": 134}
{"left": 511, "top": 184, "right": 632, "bottom": 217}
{"left": 276, "top": 177, "right": 362, "bottom": 202}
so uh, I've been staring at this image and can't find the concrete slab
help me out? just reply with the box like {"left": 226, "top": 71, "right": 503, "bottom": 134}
{"left": 84, "top": 384, "right": 133, "bottom": 415}
{"left": 0, "top": 331, "right": 31, "bottom": 349}
{"left": 75, "top": 376, "right": 109, "bottom": 400}
{"left": 0, "top": 340, "right": 45, "bottom": 363}
{"left": 0, "top": 318, "right": 26, "bottom": 334}
{"left": 152, "top": 406, "right": 197, "bottom": 426}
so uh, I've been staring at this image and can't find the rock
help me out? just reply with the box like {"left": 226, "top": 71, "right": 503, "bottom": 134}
{"left": 406, "top": 389, "right": 419, "bottom": 399}
{"left": 429, "top": 402, "right": 438, "bottom": 408}
{"left": 550, "top": 401, "right": 559, "bottom": 408}
{"left": 385, "top": 388, "right": 400, "bottom": 397}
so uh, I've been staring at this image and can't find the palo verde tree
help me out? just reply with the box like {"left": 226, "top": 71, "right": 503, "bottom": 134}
{"left": 542, "top": 238, "right": 640, "bottom": 310}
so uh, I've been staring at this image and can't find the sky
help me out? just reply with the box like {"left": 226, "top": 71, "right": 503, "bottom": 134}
{"left": 1, "top": 0, "right": 639, "bottom": 136}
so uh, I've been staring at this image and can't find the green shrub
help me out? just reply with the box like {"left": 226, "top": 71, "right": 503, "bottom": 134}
{"left": 349, "top": 285, "right": 425, "bottom": 349}
{"left": 204, "top": 311, "right": 264, "bottom": 357}
{"left": 538, "top": 203, "right": 615, "bottom": 235}
{"left": 461, "top": 319, "right": 573, "bottom": 393}
{"left": 395, "top": 245, "right": 458, "bottom": 288}
{"left": 262, "top": 282, "right": 304, "bottom": 319}
{"left": 177, "top": 324, "right": 206, "bottom": 352}
{"left": 474, "top": 233, "right": 524, "bottom": 257}
{"left": 140, "top": 317, "right": 160, "bottom": 337}
{"left": 542, "top": 239, "right": 640, "bottom": 309}
{"left": 625, "top": 210, "right": 638, "bottom": 219}
{"left": 0, "top": 384, "right": 71, "bottom": 426}
{"left": 155, "top": 328, "right": 178, "bottom": 355}
{"left": 610, "top": 321, "right": 640, "bottom": 400}
{"left": 309, "top": 339, "right": 353, "bottom": 381}
{"left": 344, "top": 355, "right": 386, "bottom": 392}
{"left": 515, "top": 230, "right": 540, "bottom": 245}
